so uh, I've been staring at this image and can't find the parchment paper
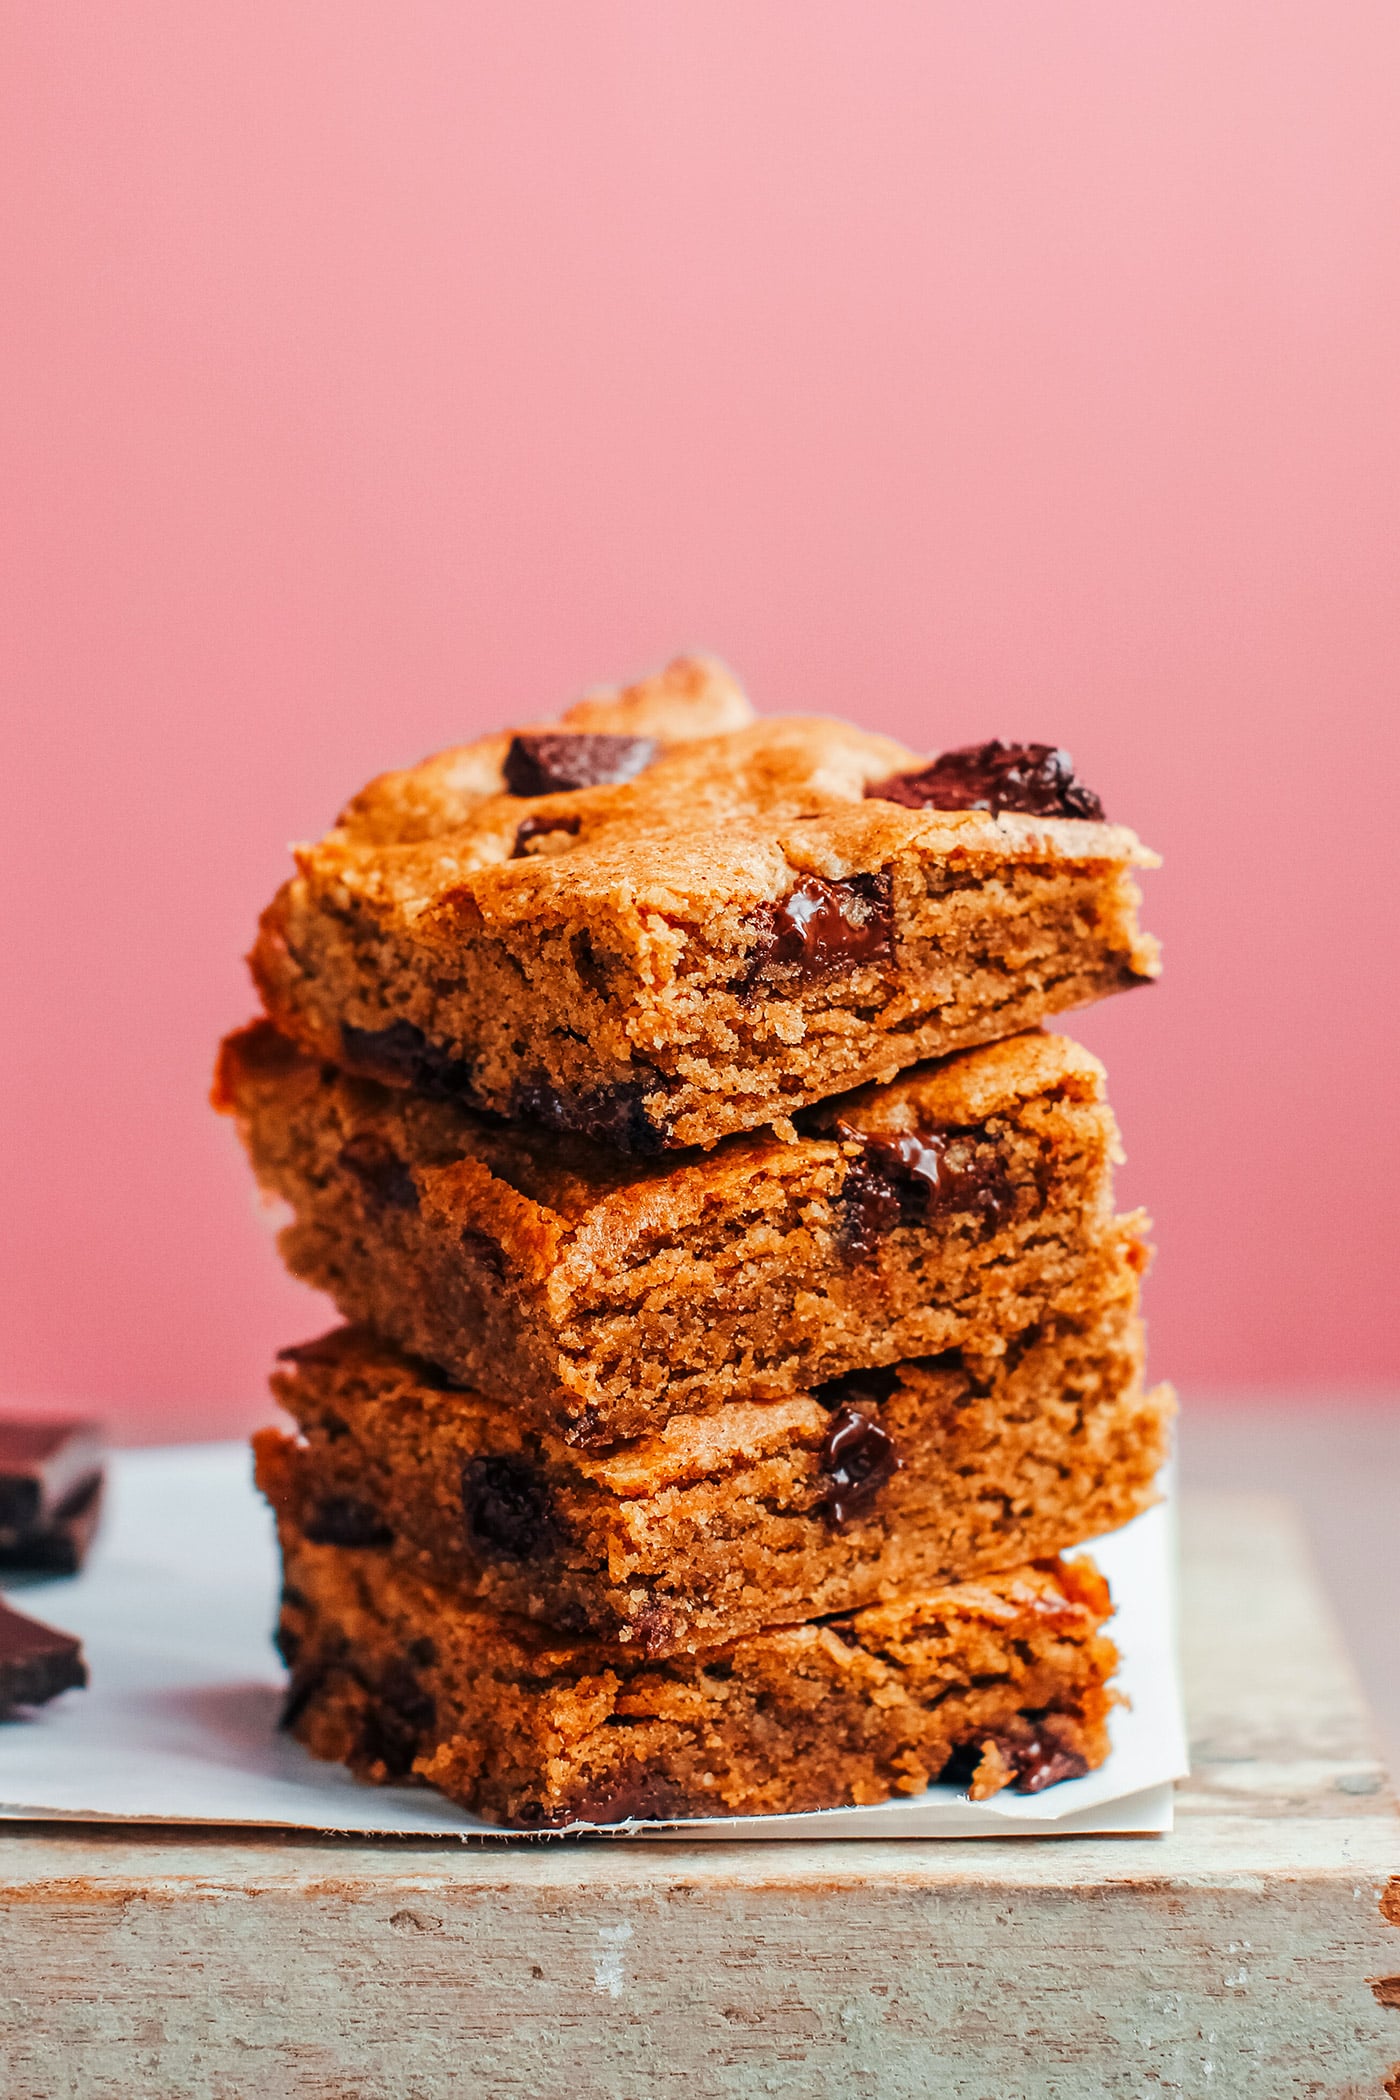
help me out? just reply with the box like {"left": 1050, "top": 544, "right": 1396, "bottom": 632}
{"left": 0, "top": 1445, "right": 1187, "bottom": 1838}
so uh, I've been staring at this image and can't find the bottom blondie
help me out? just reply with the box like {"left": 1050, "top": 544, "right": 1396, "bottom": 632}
{"left": 276, "top": 1523, "right": 1118, "bottom": 1826}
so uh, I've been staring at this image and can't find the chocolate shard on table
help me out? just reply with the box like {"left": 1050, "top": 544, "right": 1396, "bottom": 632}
{"left": 0, "top": 1417, "right": 105, "bottom": 1574}
{"left": 217, "top": 1020, "right": 1142, "bottom": 1443}
{"left": 247, "top": 654, "right": 1159, "bottom": 1152}
{"left": 257, "top": 1273, "right": 1170, "bottom": 1655}
{"left": 0, "top": 1597, "right": 88, "bottom": 1713}
{"left": 274, "top": 1518, "right": 1119, "bottom": 1826}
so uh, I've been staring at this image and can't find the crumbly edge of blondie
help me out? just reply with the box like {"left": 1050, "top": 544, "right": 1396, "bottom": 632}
{"left": 276, "top": 1530, "right": 1118, "bottom": 1825}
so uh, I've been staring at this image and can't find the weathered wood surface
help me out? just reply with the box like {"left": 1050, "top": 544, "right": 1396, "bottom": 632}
{"left": 0, "top": 1493, "right": 1395, "bottom": 2099}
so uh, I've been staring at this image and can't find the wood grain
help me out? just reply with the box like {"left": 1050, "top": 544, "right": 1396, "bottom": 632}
{"left": 0, "top": 1493, "right": 1395, "bottom": 2099}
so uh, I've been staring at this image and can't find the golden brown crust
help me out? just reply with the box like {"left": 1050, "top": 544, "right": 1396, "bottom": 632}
{"left": 247, "top": 657, "right": 1160, "bottom": 1150}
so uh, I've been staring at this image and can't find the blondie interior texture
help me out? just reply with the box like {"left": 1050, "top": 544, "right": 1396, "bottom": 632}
{"left": 276, "top": 1524, "right": 1118, "bottom": 1826}
{"left": 219, "top": 1022, "right": 1142, "bottom": 1441}
{"left": 249, "top": 656, "right": 1159, "bottom": 1152}
{"left": 257, "top": 1271, "right": 1168, "bottom": 1654}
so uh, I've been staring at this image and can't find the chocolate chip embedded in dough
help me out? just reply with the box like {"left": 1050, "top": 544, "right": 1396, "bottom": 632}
{"left": 511, "top": 811, "right": 582, "bottom": 857}
{"left": 503, "top": 732, "right": 657, "bottom": 797}
{"left": 511, "top": 1073, "right": 668, "bottom": 1154}
{"left": 462, "top": 1455, "right": 557, "bottom": 1564}
{"left": 835, "top": 1124, "right": 1016, "bottom": 1257}
{"left": 340, "top": 1019, "right": 480, "bottom": 1102}
{"left": 301, "top": 1495, "right": 395, "bottom": 1548}
{"left": 818, "top": 1404, "right": 901, "bottom": 1529}
{"left": 747, "top": 870, "right": 894, "bottom": 983}
{"left": 866, "top": 741, "right": 1104, "bottom": 820}
{"left": 337, "top": 1133, "right": 419, "bottom": 1213}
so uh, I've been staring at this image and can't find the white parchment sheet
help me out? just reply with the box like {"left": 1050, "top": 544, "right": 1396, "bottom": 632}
{"left": 0, "top": 1445, "right": 1187, "bottom": 1838}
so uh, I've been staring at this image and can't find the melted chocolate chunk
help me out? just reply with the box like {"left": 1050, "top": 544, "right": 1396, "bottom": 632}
{"left": 337, "top": 1133, "right": 419, "bottom": 1213}
{"left": 462, "top": 1455, "right": 556, "bottom": 1563}
{"left": 819, "top": 1404, "right": 900, "bottom": 1528}
{"left": 0, "top": 1597, "right": 87, "bottom": 1713}
{"left": 747, "top": 871, "right": 893, "bottom": 984}
{"left": 511, "top": 810, "right": 582, "bottom": 857}
{"left": 866, "top": 741, "right": 1104, "bottom": 820}
{"left": 301, "top": 1495, "right": 395, "bottom": 1549}
{"left": 504, "top": 732, "right": 657, "bottom": 797}
{"left": 340, "top": 1020, "right": 478, "bottom": 1102}
{"left": 512, "top": 1074, "right": 667, "bottom": 1154}
{"left": 836, "top": 1123, "right": 1016, "bottom": 1258}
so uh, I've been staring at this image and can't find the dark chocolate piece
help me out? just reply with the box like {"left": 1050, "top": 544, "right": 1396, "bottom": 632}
{"left": 747, "top": 871, "right": 893, "bottom": 983}
{"left": 503, "top": 733, "right": 657, "bottom": 797}
{"left": 866, "top": 741, "right": 1104, "bottom": 821}
{"left": 337, "top": 1133, "right": 419, "bottom": 1213}
{"left": 357, "top": 1658, "right": 437, "bottom": 1780}
{"left": 0, "top": 1418, "right": 104, "bottom": 1533}
{"left": 511, "top": 811, "right": 582, "bottom": 857}
{"left": 302, "top": 1496, "right": 395, "bottom": 1549}
{"left": 1011, "top": 1735, "right": 1092, "bottom": 1794}
{"left": 818, "top": 1404, "right": 900, "bottom": 1529}
{"left": 340, "top": 1020, "right": 478, "bottom": 1103}
{"left": 462, "top": 1456, "right": 557, "bottom": 1564}
{"left": 0, "top": 1476, "right": 104, "bottom": 1577}
{"left": 836, "top": 1123, "right": 1016, "bottom": 1257}
{"left": 0, "top": 1416, "right": 105, "bottom": 1573}
{"left": 0, "top": 1597, "right": 87, "bottom": 1712}
{"left": 511, "top": 1073, "right": 667, "bottom": 1154}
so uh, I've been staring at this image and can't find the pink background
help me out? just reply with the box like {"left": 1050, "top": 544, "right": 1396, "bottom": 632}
{"left": 3, "top": 5, "right": 1398, "bottom": 1442}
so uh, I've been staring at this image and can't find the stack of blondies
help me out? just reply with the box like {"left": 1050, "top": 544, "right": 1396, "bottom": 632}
{"left": 217, "top": 656, "right": 1169, "bottom": 1827}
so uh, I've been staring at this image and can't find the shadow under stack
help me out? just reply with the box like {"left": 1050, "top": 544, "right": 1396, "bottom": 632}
{"left": 217, "top": 655, "right": 1169, "bottom": 1827}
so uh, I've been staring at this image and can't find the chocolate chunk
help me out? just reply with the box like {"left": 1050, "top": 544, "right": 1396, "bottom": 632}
{"left": 511, "top": 811, "right": 582, "bottom": 857}
{"left": 512, "top": 1074, "right": 667, "bottom": 1154}
{"left": 462, "top": 1456, "right": 556, "bottom": 1563}
{"left": 459, "top": 1228, "right": 507, "bottom": 1283}
{"left": 836, "top": 1122, "right": 1016, "bottom": 1257}
{"left": 747, "top": 871, "right": 893, "bottom": 983}
{"left": 548, "top": 1769, "right": 691, "bottom": 1828}
{"left": 866, "top": 741, "right": 1104, "bottom": 820}
{"left": 301, "top": 1495, "right": 394, "bottom": 1548}
{"left": 340, "top": 1020, "right": 478, "bottom": 1103}
{"left": 819, "top": 1404, "right": 900, "bottom": 1528}
{"left": 0, "top": 1476, "right": 105, "bottom": 1577}
{"left": 503, "top": 732, "right": 657, "bottom": 797}
{"left": 0, "top": 1598, "right": 87, "bottom": 1712}
{"left": 1012, "top": 1737, "right": 1091, "bottom": 1793}
{"left": 337, "top": 1133, "right": 419, "bottom": 1213}
{"left": 0, "top": 1416, "right": 105, "bottom": 1573}
{"left": 836, "top": 1154, "right": 906, "bottom": 1259}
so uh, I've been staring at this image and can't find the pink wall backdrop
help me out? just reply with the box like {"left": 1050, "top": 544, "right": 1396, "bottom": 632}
{"left": 3, "top": 4, "right": 1399, "bottom": 1441}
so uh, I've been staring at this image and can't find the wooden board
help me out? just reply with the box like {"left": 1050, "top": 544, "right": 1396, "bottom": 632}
{"left": 0, "top": 1492, "right": 1395, "bottom": 2099}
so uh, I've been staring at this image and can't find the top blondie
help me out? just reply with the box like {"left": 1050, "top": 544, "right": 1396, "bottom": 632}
{"left": 253, "top": 657, "right": 1159, "bottom": 1152}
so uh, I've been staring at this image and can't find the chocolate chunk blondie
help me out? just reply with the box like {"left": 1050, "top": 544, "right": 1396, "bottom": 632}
{"left": 249, "top": 656, "right": 1159, "bottom": 1152}
{"left": 218, "top": 1021, "right": 1140, "bottom": 1442}
{"left": 256, "top": 1270, "right": 1169, "bottom": 1654}
{"left": 275, "top": 1522, "right": 1118, "bottom": 1825}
